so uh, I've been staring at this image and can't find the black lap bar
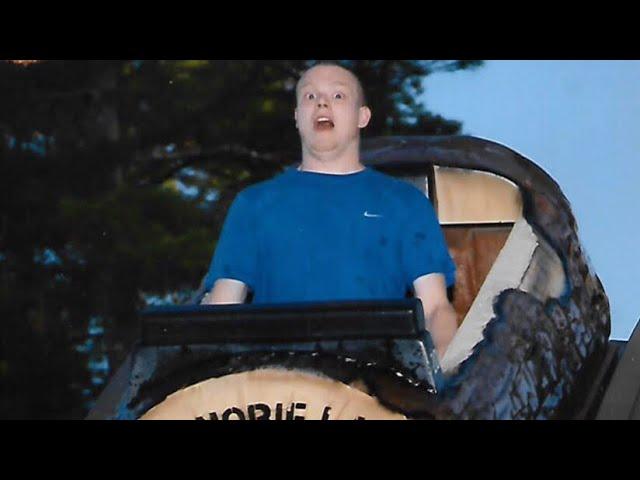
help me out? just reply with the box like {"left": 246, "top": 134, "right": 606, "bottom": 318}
{"left": 141, "top": 299, "right": 426, "bottom": 346}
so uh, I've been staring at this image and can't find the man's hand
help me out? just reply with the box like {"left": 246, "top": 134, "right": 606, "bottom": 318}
{"left": 201, "top": 279, "right": 249, "bottom": 305}
{"left": 413, "top": 273, "right": 459, "bottom": 360}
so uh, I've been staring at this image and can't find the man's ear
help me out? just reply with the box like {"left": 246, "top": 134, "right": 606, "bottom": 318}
{"left": 358, "top": 106, "right": 372, "bottom": 129}
{"left": 294, "top": 109, "right": 299, "bottom": 129}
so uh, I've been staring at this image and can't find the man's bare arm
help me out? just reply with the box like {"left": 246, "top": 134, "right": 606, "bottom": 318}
{"left": 413, "top": 273, "right": 459, "bottom": 360}
{"left": 200, "top": 279, "right": 249, "bottom": 305}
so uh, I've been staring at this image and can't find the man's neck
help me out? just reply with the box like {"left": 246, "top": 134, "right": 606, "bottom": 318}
{"left": 299, "top": 145, "right": 364, "bottom": 174}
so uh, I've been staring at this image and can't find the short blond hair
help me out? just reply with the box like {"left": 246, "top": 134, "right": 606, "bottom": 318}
{"left": 296, "top": 62, "right": 367, "bottom": 107}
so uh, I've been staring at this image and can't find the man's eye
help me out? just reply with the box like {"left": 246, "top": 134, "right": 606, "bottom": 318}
{"left": 334, "top": 93, "right": 344, "bottom": 99}
{"left": 306, "top": 93, "right": 316, "bottom": 100}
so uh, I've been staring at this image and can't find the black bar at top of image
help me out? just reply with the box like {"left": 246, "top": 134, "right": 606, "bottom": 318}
{"left": 140, "top": 299, "right": 425, "bottom": 346}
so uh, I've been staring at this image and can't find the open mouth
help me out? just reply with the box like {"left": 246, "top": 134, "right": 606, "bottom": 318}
{"left": 314, "top": 117, "right": 335, "bottom": 131}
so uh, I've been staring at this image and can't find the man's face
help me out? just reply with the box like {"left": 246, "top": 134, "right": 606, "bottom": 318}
{"left": 295, "top": 65, "right": 371, "bottom": 155}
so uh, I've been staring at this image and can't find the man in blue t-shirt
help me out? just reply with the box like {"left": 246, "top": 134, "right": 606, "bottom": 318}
{"left": 201, "top": 63, "right": 459, "bottom": 358}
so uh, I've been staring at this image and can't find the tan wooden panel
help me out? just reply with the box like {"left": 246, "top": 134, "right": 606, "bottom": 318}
{"left": 435, "top": 167, "right": 523, "bottom": 224}
{"left": 444, "top": 226, "right": 512, "bottom": 324}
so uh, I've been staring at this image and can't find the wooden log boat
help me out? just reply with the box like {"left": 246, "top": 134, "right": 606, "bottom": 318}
{"left": 88, "top": 136, "right": 626, "bottom": 420}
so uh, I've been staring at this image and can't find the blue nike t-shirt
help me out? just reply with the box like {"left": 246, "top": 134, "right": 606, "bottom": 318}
{"left": 204, "top": 166, "right": 456, "bottom": 304}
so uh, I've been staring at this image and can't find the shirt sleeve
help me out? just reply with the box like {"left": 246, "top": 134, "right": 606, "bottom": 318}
{"left": 204, "top": 191, "right": 257, "bottom": 292}
{"left": 402, "top": 190, "right": 456, "bottom": 290}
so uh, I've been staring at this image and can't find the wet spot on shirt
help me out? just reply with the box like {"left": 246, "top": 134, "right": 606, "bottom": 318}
{"left": 413, "top": 232, "right": 427, "bottom": 248}
{"left": 414, "top": 232, "right": 426, "bottom": 245}
{"left": 223, "top": 265, "right": 232, "bottom": 276}
{"left": 379, "top": 236, "right": 388, "bottom": 247}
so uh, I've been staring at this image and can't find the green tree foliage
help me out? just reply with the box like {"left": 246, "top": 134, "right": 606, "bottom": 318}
{"left": 0, "top": 59, "right": 482, "bottom": 418}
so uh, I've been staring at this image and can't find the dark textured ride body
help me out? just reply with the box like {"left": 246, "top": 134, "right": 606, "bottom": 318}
{"left": 362, "top": 136, "right": 611, "bottom": 419}
{"left": 87, "top": 136, "right": 617, "bottom": 420}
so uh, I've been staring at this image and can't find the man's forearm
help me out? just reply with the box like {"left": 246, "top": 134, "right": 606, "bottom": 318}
{"left": 201, "top": 279, "right": 249, "bottom": 305}
{"left": 428, "top": 303, "right": 459, "bottom": 359}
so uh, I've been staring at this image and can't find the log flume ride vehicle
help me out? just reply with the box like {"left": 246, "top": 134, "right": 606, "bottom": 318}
{"left": 87, "top": 136, "right": 638, "bottom": 420}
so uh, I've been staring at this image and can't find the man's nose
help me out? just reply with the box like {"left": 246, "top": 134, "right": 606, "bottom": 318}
{"left": 317, "top": 95, "right": 328, "bottom": 108}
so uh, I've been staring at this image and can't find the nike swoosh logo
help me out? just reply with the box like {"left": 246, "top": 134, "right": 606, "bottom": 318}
{"left": 364, "top": 211, "right": 383, "bottom": 218}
